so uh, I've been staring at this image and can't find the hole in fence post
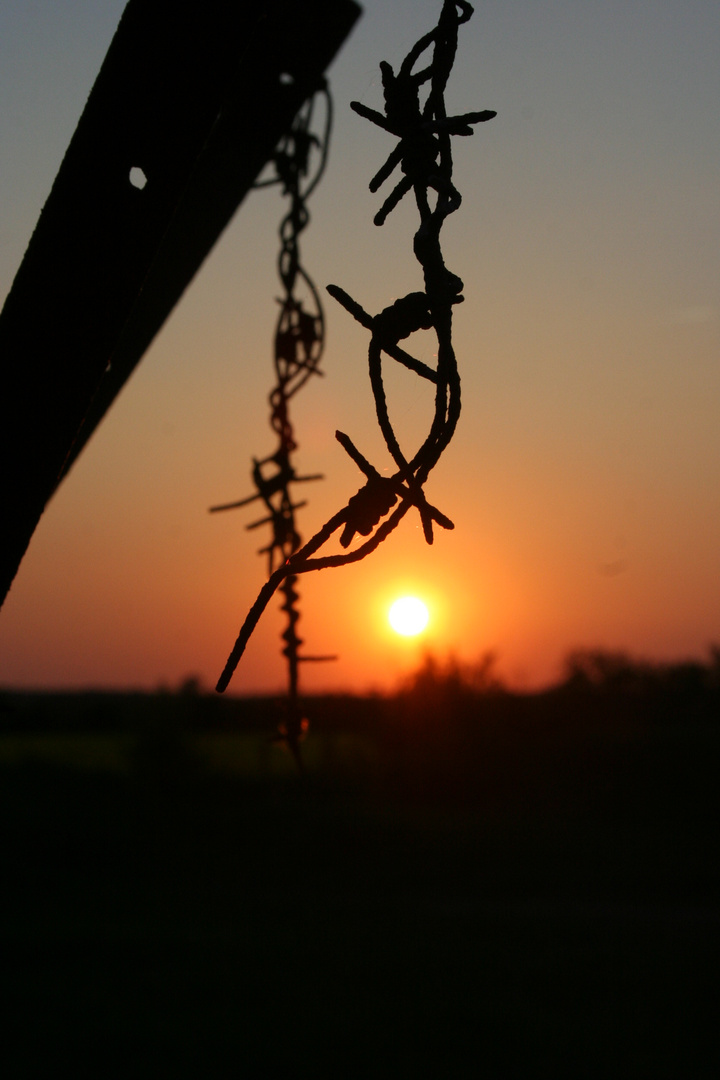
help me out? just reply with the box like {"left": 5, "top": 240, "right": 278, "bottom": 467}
{"left": 129, "top": 166, "right": 147, "bottom": 190}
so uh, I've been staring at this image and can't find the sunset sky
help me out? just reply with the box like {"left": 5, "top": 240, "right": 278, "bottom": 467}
{"left": 1, "top": 0, "right": 719, "bottom": 694}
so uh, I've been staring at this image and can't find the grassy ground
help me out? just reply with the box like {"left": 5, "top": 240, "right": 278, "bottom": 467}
{"left": 1, "top": 691, "right": 719, "bottom": 1077}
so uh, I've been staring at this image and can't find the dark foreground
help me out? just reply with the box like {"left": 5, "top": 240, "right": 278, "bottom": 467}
{"left": 1, "top": 678, "right": 719, "bottom": 1077}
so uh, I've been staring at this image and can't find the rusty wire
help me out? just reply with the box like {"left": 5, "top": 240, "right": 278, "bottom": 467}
{"left": 216, "top": 2, "right": 496, "bottom": 746}
{"left": 210, "top": 84, "right": 336, "bottom": 761}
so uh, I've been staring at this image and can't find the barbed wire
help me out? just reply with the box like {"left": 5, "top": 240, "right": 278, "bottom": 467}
{"left": 210, "top": 85, "right": 336, "bottom": 763}
{"left": 216, "top": 2, "right": 496, "bottom": 747}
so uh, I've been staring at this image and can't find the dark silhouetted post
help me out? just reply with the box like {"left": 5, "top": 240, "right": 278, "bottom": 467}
{"left": 0, "top": 0, "right": 360, "bottom": 608}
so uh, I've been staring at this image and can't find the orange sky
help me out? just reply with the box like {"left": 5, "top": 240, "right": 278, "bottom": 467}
{"left": 1, "top": 1, "right": 720, "bottom": 694}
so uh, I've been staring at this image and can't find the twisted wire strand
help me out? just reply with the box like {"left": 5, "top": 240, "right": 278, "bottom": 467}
{"left": 216, "top": 0, "right": 495, "bottom": 698}
{"left": 210, "top": 84, "right": 336, "bottom": 759}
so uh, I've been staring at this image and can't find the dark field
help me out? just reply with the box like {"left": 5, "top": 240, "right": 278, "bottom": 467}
{"left": 2, "top": 661, "right": 720, "bottom": 1077}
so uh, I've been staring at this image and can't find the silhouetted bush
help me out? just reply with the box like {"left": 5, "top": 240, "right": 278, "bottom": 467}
{"left": 558, "top": 647, "right": 720, "bottom": 725}
{"left": 397, "top": 650, "right": 505, "bottom": 715}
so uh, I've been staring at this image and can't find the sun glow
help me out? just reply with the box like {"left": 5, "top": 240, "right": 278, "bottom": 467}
{"left": 388, "top": 596, "right": 429, "bottom": 637}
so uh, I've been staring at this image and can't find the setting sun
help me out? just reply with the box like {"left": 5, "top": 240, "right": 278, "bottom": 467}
{"left": 388, "top": 596, "right": 429, "bottom": 637}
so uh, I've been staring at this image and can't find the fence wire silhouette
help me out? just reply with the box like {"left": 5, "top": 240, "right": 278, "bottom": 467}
{"left": 215, "top": 1, "right": 495, "bottom": 762}
{"left": 210, "top": 87, "right": 336, "bottom": 760}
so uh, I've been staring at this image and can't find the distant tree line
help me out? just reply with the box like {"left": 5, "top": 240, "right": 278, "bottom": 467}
{"left": 3, "top": 646, "right": 720, "bottom": 737}
{"left": 396, "top": 646, "right": 720, "bottom": 728}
